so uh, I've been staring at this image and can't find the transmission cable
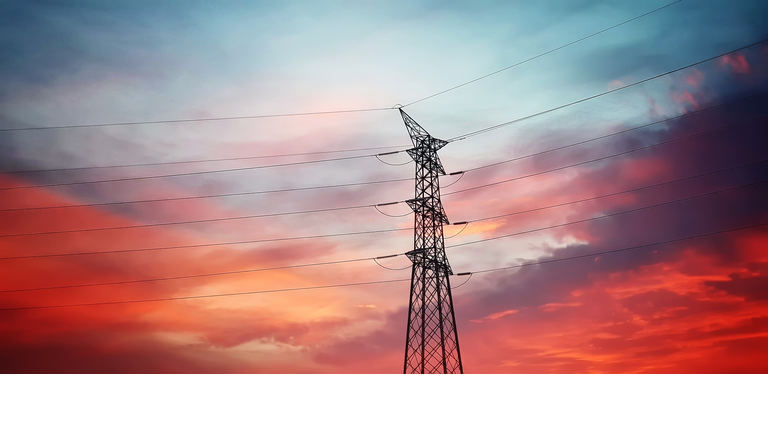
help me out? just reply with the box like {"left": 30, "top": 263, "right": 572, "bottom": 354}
{"left": 0, "top": 107, "right": 397, "bottom": 133}
{"left": 446, "top": 178, "right": 768, "bottom": 249}
{"left": 374, "top": 202, "right": 414, "bottom": 218}
{"left": 440, "top": 171, "right": 466, "bottom": 188}
{"left": 4, "top": 146, "right": 764, "bottom": 240}
{"left": 0, "top": 253, "right": 406, "bottom": 294}
{"left": 4, "top": 170, "right": 763, "bottom": 272}
{"left": 3, "top": 178, "right": 763, "bottom": 296}
{"left": 3, "top": 144, "right": 409, "bottom": 174}
{"left": 0, "top": 278, "right": 412, "bottom": 312}
{"left": 4, "top": 157, "right": 762, "bottom": 258}
{"left": 0, "top": 201, "right": 407, "bottom": 238}
{"left": 443, "top": 113, "right": 768, "bottom": 197}
{"left": 375, "top": 150, "right": 413, "bottom": 166}
{"left": 0, "top": 150, "right": 409, "bottom": 191}
{"left": 456, "top": 89, "right": 768, "bottom": 175}
{"left": 447, "top": 37, "right": 768, "bottom": 142}
{"left": 0, "top": 227, "right": 412, "bottom": 260}
{"left": 0, "top": 176, "right": 412, "bottom": 213}
{"left": 0, "top": 1, "right": 681, "bottom": 134}
{"left": 404, "top": 0, "right": 682, "bottom": 107}
{"left": 444, "top": 222, "right": 470, "bottom": 239}
{"left": 3, "top": 107, "right": 763, "bottom": 238}
{"left": 453, "top": 222, "right": 768, "bottom": 278}
{"left": 450, "top": 273, "right": 474, "bottom": 290}
{"left": 458, "top": 158, "right": 768, "bottom": 225}
{"left": 373, "top": 256, "right": 413, "bottom": 271}
{"left": 4, "top": 222, "right": 765, "bottom": 311}
{"left": 5, "top": 88, "right": 762, "bottom": 213}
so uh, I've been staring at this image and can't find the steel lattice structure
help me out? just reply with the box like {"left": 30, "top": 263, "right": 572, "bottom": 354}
{"left": 400, "top": 109, "right": 463, "bottom": 374}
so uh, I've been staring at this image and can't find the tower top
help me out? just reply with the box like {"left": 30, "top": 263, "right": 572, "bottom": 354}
{"left": 399, "top": 108, "right": 449, "bottom": 151}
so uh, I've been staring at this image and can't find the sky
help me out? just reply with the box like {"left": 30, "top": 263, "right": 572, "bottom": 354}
{"left": 0, "top": 0, "right": 767, "bottom": 373}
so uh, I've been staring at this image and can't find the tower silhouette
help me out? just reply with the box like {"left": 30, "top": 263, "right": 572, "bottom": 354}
{"left": 400, "top": 109, "right": 463, "bottom": 374}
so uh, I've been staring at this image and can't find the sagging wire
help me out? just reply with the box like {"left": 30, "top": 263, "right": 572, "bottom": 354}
{"left": 373, "top": 255, "right": 412, "bottom": 271}
{"left": 440, "top": 171, "right": 465, "bottom": 188}
{"left": 444, "top": 221, "right": 469, "bottom": 239}
{"left": 375, "top": 150, "right": 413, "bottom": 166}
{"left": 451, "top": 272, "right": 473, "bottom": 290}
{"left": 375, "top": 201, "right": 413, "bottom": 217}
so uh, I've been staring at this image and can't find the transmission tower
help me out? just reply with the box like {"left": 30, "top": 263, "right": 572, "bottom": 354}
{"left": 400, "top": 108, "right": 463, "bottom": 374}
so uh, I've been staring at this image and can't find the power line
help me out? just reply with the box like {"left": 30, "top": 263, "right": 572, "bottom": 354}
{"left": 462, "top": 222, "right": 768, "bottom": 276}
{"left": 447, "top": 37, "right": 768, "bottom": 142}
{"left": 447, "top": 179, "right": 768, "bottom": 249}
{"left": 4, "top": 221, "right": 765, "bottom": 311}
{"left": 2, "top": 144, "right": 409, "bottom": 174}
{"left": 0, "top": 150, "right": 408, "bottom": 191}
{"left": 4, "top": 167, "right": 763, "bottom": 293}
{"left": 2, "top": 110, "right": 762, "bottom": 239}
{"left": 0, "top": 278, "right": 411, "bottom": 311}
{"left": 460, "top": 89, "right": 768, "bottom": 174}
{"left": 443, "top": 113, "right": 768, "bottom": 197}
{"left": 0, "top": 107, "right": 396, "bottom": 133}
{"left": 3, "top": 115, "right": 763, "bottom": 238}
{"left": 404, "top": 0, "right": 683, "bottom": 107}
{"left": 0, "top": 177, "right": 412, "bottom": 214}
{"left": 4, "top": 158, "right": 764, "bottom": 259}
{"left": 3, "top": 88, "right": 764, "bottom": 213}
{"left": 0, "top": 227, "right": 411, "bottom": 260}
{"left": 0, "top": 254, "right": 402, "bottom": 294}
{"left": 0, "top": 1, "right": 682, "bottom": 134}
{"left": 460, "top": 158, "right": 768, "bottom": 224}
{"left": 0, "top": 201, "right": 401, "bottom": 238}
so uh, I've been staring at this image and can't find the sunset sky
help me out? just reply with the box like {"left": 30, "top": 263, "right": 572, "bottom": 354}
{"left": 1, "top": 0, "right": 767, "bottom": 373}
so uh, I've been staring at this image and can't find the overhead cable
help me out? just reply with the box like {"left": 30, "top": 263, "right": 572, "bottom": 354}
{"left": 0, "top": 107, "right": 396, "bottom": 133}
{"left": 0, "top": 177, "right": 412, "bottom": 213}
{"left": 461, "top": 158, "right": 768, "bottom": 224}
{"left": 444, "top": 114, "right": 768, "bottom": 196}
{"left": 404, "top": 0, "right": 683, "bottom": 107}
{"left": 447, "top": 179, "right": 768, "bottom": 249}
{"left": 447, "top": 37, "right": 768, "bottom": 142}
{"left": 0, "top": 254, "right": 402, "bottom": 294}
{"left": 4, "top": 222, "right": 765, "bottom": 311}
{"left": 4, "top": 88, "right": 763, "bottom": 212}
{"left": 0, "top": 202, "right": 390, "bottom": 238}
{"left": 0, "top": 150, "right": 408, "bottom": 191}
{"left": 3, "top": 144, "right": 409, "bottom": 174}
{"left": 460, "top": 89, "right": 768, "bottom": 174}
{"left": 0, "top": 278, "right": 411, "bottom": 311}
{"left": 0, "top": 227, "right": 411, "bottom": 260}
{"left": 458, "top": 222, "right": 768, "bottom": 277}
{"left": 5, "top": 172, "right": 760, "bottom": 261}
{"left": 0, "top": 1, "right": 682, "bottom": 134}
{"left": 4, "top": 147, "right": 765, "bottom": 239}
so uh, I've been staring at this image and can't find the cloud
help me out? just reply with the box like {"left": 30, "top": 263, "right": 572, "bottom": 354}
{"left": 719, "top": 53, "right": 752, "bottom": 75}
{"left": 3, "top": 1, "right": 768, "bottom": 374}
{"left": 705, "top": 263, "right": 768, "bottom": 301}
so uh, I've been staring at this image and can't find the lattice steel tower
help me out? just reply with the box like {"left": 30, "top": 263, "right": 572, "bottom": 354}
{"left": 400, "top": 108, "right": 463, "bottom": 374}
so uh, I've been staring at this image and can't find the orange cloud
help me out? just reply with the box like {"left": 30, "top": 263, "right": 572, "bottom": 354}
{"left": 0, "top": 172, "right": 403, "bottom": 372}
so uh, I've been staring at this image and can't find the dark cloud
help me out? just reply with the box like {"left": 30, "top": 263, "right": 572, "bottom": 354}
{"left": 434, "top": 53, "right": 768, "bottom": 372}
{"left": 2, "top": 1, "right": 768, "bottom": 373}
{"left": 705, "top": 263, "right": 768, "bottom": 301}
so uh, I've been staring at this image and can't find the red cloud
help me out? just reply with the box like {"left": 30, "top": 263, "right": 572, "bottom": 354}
{"left": 3, "top": 63, "right": 768, "bottom": 373}
{"left": 671, "top": 90, "right": 700, "bottom": 110}
{"left": 0, "top": 173, "right": 404, "bottom": 373}
{"left": 685, "top": 68, "right": 704, "bottom": 87}
{"left": 719, "top": 53, "right": 751, "bottom": 74}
